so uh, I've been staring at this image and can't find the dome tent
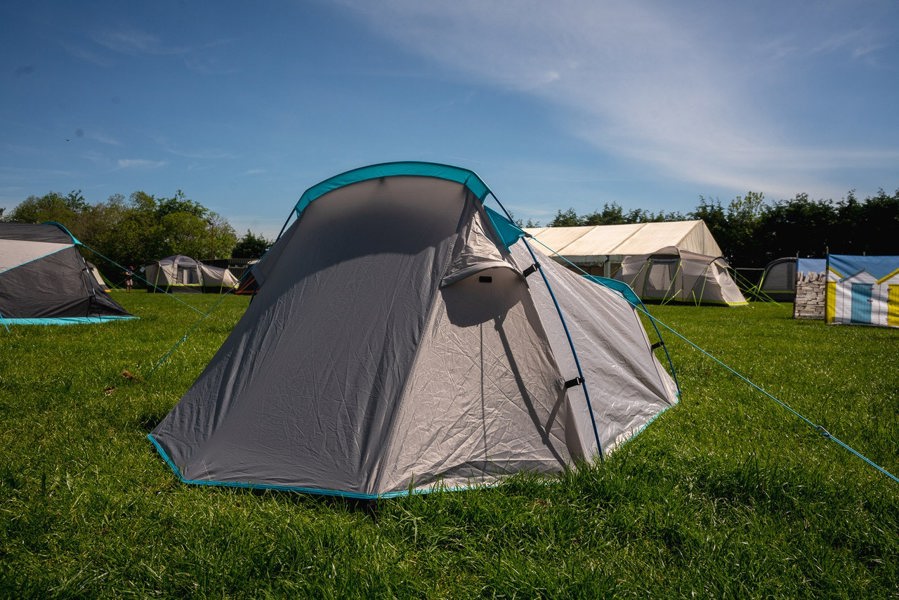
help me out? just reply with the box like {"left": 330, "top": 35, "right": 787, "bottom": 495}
{"left": 614, "top": 246, "right": 747, "bottom": 306}
{"left": 0, "top": 222, "right": 134, "bottom": 325}
{"left": 143, "top": 255, "right": 239, "bottom": 293}
{"left": 149, "top": 162, "right": 679, "bottom": 499}
{"left": 757, "top": 257, "right": 826, "bottom": 302}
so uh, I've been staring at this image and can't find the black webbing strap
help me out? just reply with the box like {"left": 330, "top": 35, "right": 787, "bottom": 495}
{"left": 651, "top": 341, "right": 664, "bottom": 350}
{"left": 564, "top": 376, "right": 584, "bottom": 389}
{"left": 522, "top": 262, "right": 541, "bottom": 278}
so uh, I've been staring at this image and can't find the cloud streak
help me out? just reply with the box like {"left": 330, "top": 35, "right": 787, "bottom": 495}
{"left": 117, "top": 158, "right": 166, "bottom": 169}
{"left": 338, "top": 0, "right": 898, "bottom": 198}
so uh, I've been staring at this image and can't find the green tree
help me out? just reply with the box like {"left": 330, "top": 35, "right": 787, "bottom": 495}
{"left": 757, "top": 194, "right": 837, "bottom": 261}
{"left": 837, "top": 189, "right": 899, "bottom": 255}
{"left": 4, "top": 190, "right": 87, "bottom": 229}
{"left": 232, "top": 230, "right": 271, "bottom": 258}
{"left": 548, "top": 208, "right": 582, "bottom": 227}
{"left": 3, "top": 189, "right": 237, "bottom": 270}
{"left": 582, "top": 202, "right": 626, "bottom": 225}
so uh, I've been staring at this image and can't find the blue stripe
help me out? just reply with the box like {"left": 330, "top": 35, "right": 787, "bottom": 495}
{"left": 294, "top": 161, "right": 491, "bottom": 217}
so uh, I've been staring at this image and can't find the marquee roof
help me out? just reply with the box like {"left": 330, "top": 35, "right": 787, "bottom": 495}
{"left": 524, "top": 220, "right": 722, "bottom": 265}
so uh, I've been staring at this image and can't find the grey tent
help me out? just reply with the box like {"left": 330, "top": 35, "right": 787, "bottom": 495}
{"left": 757, "top": 257, "right": 826, "bottom": 302}
{"left": 615, "top": 246, "right": 747, "bottom": 306}
{"left": 757, "top": 257, "right": 798, "bottom": 301}
{"left": 149, "top": 162, "right": 679, "bottom": 499}
{"left": 0, "top": 222, "right": 134, "bottom": 325}
{"left": 144, "top": 255, "right": 239, "bottom": 293}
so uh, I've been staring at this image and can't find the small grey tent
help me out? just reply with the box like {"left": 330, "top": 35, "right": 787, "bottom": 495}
{"left": 0, "top": 222, "right": 134, "bottom": 325}
{"left": 757, "top": 257, "right": 797, "bottom": 301}
{"left": 614, "top": 246, "right": 747, "bottom": 306}
{"left": 150, "top": 162, "right": 679, "bottom": 498}
{"left": 757, "top": 257, "right": 826, "bottom": 302}
{"left": 144, "top": 255, "right": 239, "bottom": 293}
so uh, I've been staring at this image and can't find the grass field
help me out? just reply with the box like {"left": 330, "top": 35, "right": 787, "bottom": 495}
{"left": 1, "top": 293, "right": 896, "bottom": 597}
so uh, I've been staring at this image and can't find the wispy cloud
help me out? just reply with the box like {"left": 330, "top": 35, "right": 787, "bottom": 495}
{"left": 117, "top": 159, "right": 166, "bottom": 169}
{"left": 89, "top": 28, "right": 236, "bottom": 73}
{"left": 61, "top": 42, "right": 116, "bottom": 67}
{"left": 338, "top": 0, "right": 898, "bottom": 198}
{"left": 86, "top": 131, "right": 121, "bottom": 146}
{"left": 93, "top": 30, "right": 188, "bottom": 56}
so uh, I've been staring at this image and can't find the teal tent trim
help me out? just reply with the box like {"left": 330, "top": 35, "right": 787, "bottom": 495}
{"left": 586, "top": 275, "right": 643, "bottom": 307}
{"left": 294, "top": 161, "right": 492, "bottom": 217}
{"left": 42, "top": 221, "right": 82, "bottom": 245}
{"left": 147, "top": 434, "right": 492, "bottom": 500}
{"left": 485, "top": 206, "right": 524, "bottom": 250}
{"left": 2, "top": 316, "right": 137, "bottom": 326}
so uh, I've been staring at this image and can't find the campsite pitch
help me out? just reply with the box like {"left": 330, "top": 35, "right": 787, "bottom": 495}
{"left": 0, "top": 294, "right": 896, "bottom": 597}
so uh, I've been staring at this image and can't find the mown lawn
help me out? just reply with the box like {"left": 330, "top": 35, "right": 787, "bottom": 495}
{"left": 1, "top": 294, "right": 896, "bottom": 598}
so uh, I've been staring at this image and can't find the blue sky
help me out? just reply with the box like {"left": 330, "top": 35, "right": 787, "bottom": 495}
{"left": 2, "top": 0, "right": 897, "bottom": 238}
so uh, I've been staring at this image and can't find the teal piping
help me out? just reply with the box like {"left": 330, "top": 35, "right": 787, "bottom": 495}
{"left": 1, "top": 315, "right": 136, "bottom": 325}
{"left": 294, "top": 161, "right": 491, "bottom": 217}
{"left": 148, "top": 434, "right": 500, "bottom": 500}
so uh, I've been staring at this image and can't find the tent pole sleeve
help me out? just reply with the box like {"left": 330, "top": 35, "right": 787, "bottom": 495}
{"left": 275, "top": 208, "right": 295, "bottom": 242}
{"left": 520, "top": 236, "right": 605, "bottom": 461}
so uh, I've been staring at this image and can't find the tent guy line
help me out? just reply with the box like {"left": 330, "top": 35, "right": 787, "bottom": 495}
{"left": 523, "top": 230, "right": 897, "bottom": 485}
{"left": 642, "top": 310, "right": 899, "bottom": 485}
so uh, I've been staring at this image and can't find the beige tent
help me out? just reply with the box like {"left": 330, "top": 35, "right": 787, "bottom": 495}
{"left": 615, "top": 246, "right": 747, "bottom": 306}
{"left": 144, "top": 255, "right": 239, "bottom": 293}
{"left": 524, "top": 220, "right": 722, "bottom": 277}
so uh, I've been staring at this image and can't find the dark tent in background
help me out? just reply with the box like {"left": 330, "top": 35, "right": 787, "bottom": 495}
{"left": 758, "top": 257, "right": 797, "bottom": 301}
{"left": 0, "top": 222, "right": 134, "bottom": 325}
{"left": 757, "top": 257, "right": 826, "bottom": 302}
{"left": 233, "top": 260, "right": 260, "bottom": 296}
{"left": 144, "top": 255, "right": 239, "bottom": 293}
{"left": 150, "top": 162, "right": 679, "bottom": 499}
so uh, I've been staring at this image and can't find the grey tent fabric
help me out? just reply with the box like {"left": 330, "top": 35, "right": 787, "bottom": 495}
{"left": 150, "top": 163, "right": 679, "bottom": 498}
{"left": 511, "top": 243, "right": 679, "bottom": 458}
{"left": 0, "top": 222, "right": 133, "bottom": 324}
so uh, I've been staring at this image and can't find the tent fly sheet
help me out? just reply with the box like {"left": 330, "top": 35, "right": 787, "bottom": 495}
{"left": 149, "top": 162, "right": 680, "bottom": 499}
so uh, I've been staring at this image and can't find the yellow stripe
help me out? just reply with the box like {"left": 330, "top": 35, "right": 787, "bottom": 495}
{"left": 888, "top": 285, "right": 899, "bottom": 327}
{"left": 826, "top": 282, "right": 837, "bottom": 323}
{"left": 877, "top": 267, "right": 899, "bottom": 284}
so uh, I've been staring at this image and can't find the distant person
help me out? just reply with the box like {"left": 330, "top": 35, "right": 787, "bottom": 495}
{"left": 125, "top": 266, "right": 134, "bottom": 292}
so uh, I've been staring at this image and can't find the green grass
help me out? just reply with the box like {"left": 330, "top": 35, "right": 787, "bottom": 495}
{"left": 1, "top": 295, "right": 896, "bottom": 598}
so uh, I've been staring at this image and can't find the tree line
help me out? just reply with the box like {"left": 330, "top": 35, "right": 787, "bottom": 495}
{"left": 4, "top": 187, "right": 897, "bottom": 275}
{"left": 540, "top": 189, "right": 899, "bottom": 267}
{"left": 1, "top": 190, "right": 271, "bottom": 276}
